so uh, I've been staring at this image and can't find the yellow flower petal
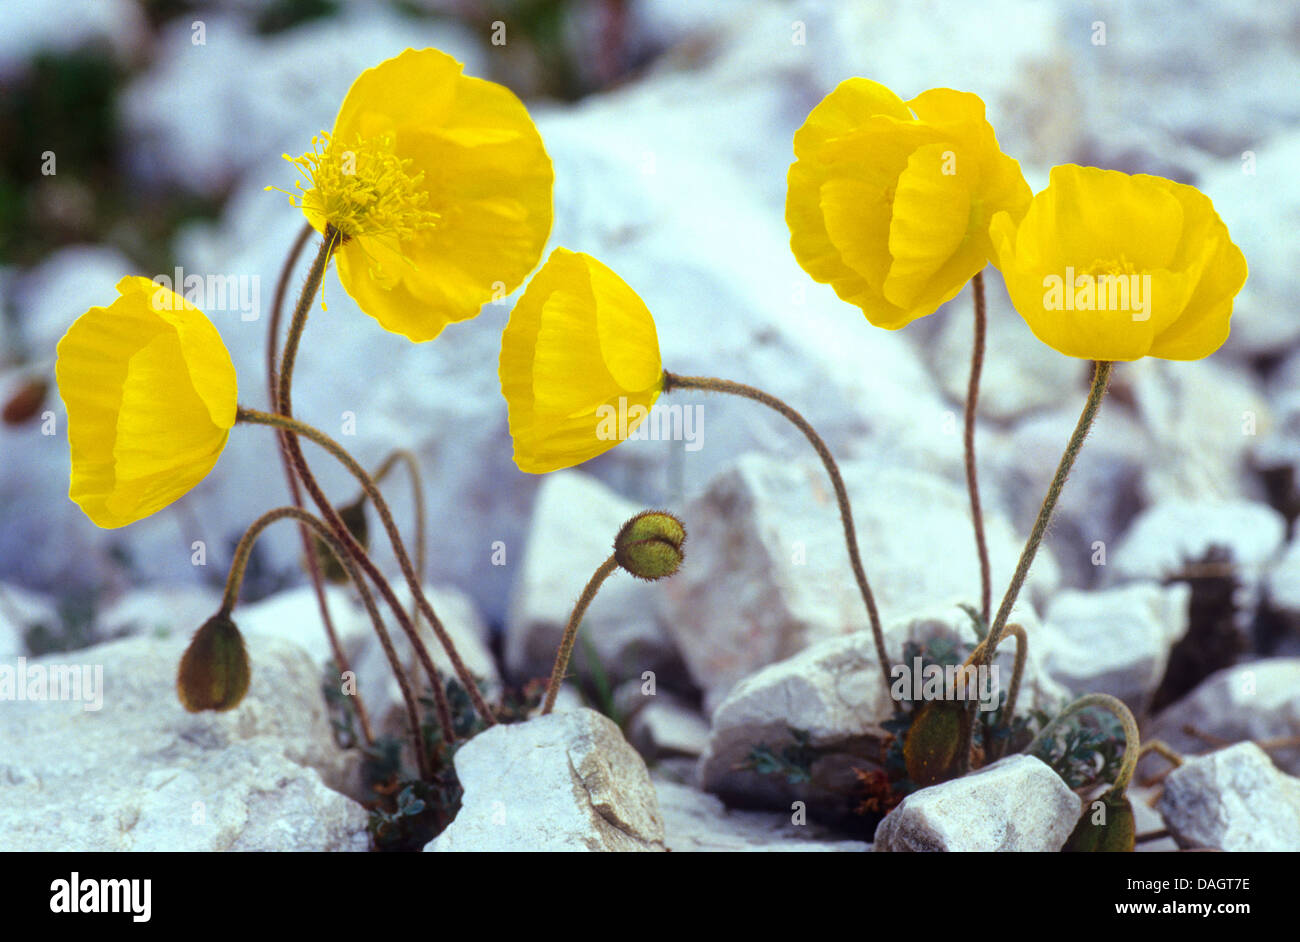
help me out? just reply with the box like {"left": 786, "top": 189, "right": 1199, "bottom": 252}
{"left": 499, "top": 249, "right": 662, "bottom": 474}
{"left": 55, "top": 279, "right": 237, "bottom": 528}
{"left": 993, "top": 165, "right": 1247, "bottom": 362}
{"left": 884, "top": 142, "right": 975, "bottom": 310}
{"left": 787, "top": 79, "right": 1030, "bottom": 328}
{"left": 1038, "top": 165, "right": 1184, "bottom": 272}
{"left": 278, "top": 48, "right": 553, "bottom": 342}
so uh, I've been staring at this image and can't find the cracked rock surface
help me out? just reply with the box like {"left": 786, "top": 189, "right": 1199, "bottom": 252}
{"left": 426, "top": 707, "right": 665, "bottom": 851}
{"left": 0, "top": 634, "right": 369, "bottom": 851}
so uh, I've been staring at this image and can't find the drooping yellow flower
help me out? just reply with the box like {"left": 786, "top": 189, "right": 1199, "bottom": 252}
{"left": 990, "top": 164, "right": 1248, "bottom": 361}
{"left": 499, "top": 248, "right": 662, "bottom": 473}
{"left": 786, "top": 79, "right": 1031, "bottom": 329}
{"left": 273, "top": 47, "right": 554, "bottom": 342}
{"left": 55, "top": 276, "right": 237, "bottom": 529}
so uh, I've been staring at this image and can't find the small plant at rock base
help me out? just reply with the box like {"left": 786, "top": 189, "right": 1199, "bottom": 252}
{"left": 1029, "top": 693, "right": 1143, "bottom": 852}
{"left": 1030, "top": 703, "right": 1127, "bottom": 790}
{"left": 741, "top": 728, "right": 817, "bottom": 785}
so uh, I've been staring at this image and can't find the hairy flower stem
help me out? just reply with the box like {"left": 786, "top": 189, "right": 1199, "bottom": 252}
{"left": 661, "top": 371, "right": 891, "bottom": 690}
{"left": 542, "top": 555, "right": 619, "bottom": 715}
{"left": 1138, "top": 740, "right": 1185, "bottom": 769}
{"left": 370, "top": 449, "right": 426, "bottom": 630}
{"left": 265, "top": 222, "right": 372, "bottom": 744}
{"left": 1027, "top": 692, "right": 1140, "bottom": 795}
{"left": 276, "top": 227, "right": 340, "bottom": 421}
{"left": 268, "top": 231, "right": 495, "bottom": 730}
{"left": 963, "top": 621, "right": 1027, "bottom": 760}
{"left": 957, "top": 360, "right": 1114, "bottom": 774}
{"left": 221, "top": 505, "right": 430, "bottom": 778}
{"left": 964, "top": 272, "right": 991, "bottom": 627}
{"left": 237, "top": 407, "right": 494, "bottom": 733}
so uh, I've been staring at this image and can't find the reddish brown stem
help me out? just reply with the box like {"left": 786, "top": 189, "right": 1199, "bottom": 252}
{"left": 266, "top": 221, "right": 373, "bottom": 746}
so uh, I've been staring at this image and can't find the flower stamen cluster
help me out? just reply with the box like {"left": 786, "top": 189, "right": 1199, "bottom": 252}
{"left": 273, "top": 131, "right": 440, "bottom": 246}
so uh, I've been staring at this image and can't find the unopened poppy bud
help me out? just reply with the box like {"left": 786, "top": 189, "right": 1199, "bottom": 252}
{"left": 614, "top": 511, "right": 686, "bottom": 581}
{"left": 903, "top": 700, "right": 964, "bottom": 787}
{"left": 310, "top": 497, "right": 367, "bottom": 584}
{"left": 177, "top": 613, "right": 251, "bottom": 712}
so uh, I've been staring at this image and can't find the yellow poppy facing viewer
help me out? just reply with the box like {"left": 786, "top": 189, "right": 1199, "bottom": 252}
{"left": 272, "top": 47, "right": 554, "bottom": 342}
{"left": 55, "top": 276, "right": 238, "bottom": 529}
{"left": 786, "top": 79, "right": 1031, "bottom": 329}
{"left": 990, "top": 164, "right": 1248, "bottom": 361}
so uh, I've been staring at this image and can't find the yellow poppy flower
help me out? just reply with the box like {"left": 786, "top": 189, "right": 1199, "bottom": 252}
{"left": 786, "top": 79, "right": 1031, "bottom": 329}
{"left": 54, "top": 276, "right": 238, "bottom": 529}
{"left": 499, "top": 248, "right": 662, "bottom": 473}
{"left": 272, "top": 47, "right": 554, "bottom": 343}
{"left": 990, "top": 164, "right": 1248, "bottom": 361}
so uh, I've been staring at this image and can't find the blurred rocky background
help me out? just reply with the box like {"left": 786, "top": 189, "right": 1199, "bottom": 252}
{"left": 1, "top": 0, "right": 1298, "bottom": 851}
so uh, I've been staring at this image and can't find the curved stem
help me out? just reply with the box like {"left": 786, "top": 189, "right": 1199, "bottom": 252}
{"left": 265, "top": 222, "right": 372, "bottom": 745}
{"left": 1139, "top": 740, "right": 1185, "bottom": 769}
{"left": 237, "top": 406, "right": 494, "bottom": 729}
{"left": 542, "top": 555, "right": 619, "bottom": 715}
{"left": 266, "top": 231, "right": 493, "bottom": 733}
{"left": 371, "top": 449, "right": 426, "bottom": 630}
{"left": 267, "top": 222, "right": 314, "bottom": 403}
{"left": 222, "top": 506, "right": 430, "bottom": 779}
{"left": 662, "top": 371, "right": 891, "bottom": 690}
{"left": 276, "top": 227, "right": 340, "bottom": 422}
{"left": 1027, "top": 692, "right": 1139, "bottom": 795}
{"left": 964, "top": 272, "right": 991, "bottom": 626}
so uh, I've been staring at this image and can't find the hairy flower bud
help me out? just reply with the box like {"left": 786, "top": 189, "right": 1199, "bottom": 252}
{"left": 310, "top": 497, "right": 367, "bottom": 584}
{"left": 903, "top": 700, "right": 964, "bottom": 787}
{"left": 614, "top": 511, "right": 686, "bottom": 581}
{"left": 177, "top": 613, "right": 251, "bottom": 712}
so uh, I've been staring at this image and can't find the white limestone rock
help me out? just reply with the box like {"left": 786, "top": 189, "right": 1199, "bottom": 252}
{"left": 1142, "top": 659, "right": 1300, "bottom": 777}
{"left": 1157, "top": 743, "right": 1300, "bottom": 851}
{"left": 661, "top": 454, "right": 1061, "bottom": 709}
{"left": 1036, "top": 582, "right": 1191, "bottom": 713}
{"left": 873, "top": 755, "right": 1080, "bottom": 852}
{"left": 426, "top": 708, "right": 665, "bottom": 852}
{"left": 0, "top": 634, "right": 368, "bottom": 851}
{"left": 698, "top": 606, "right": 1068, "bottom": 807}
{"left": 1108, "top": 499, "right": 1285, "bottom": 592}
{"left": 626, "top": 695, "right": 712, "bottom": 760}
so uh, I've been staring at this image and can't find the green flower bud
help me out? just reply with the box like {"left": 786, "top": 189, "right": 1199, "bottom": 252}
{"left": 903, "top": 700, "right": 964, "bottom": 787}
{"left": 177, "top": 613, "right": 251, "bottom": 712}
{"left": 614, "top": 511, "right": 686, "bottom": 581}
{"left": 309, "top": 497, "right": 368, "bottom": 584}
{"left": 1063, "top": 790, "right": 1136, "bottom": 852}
